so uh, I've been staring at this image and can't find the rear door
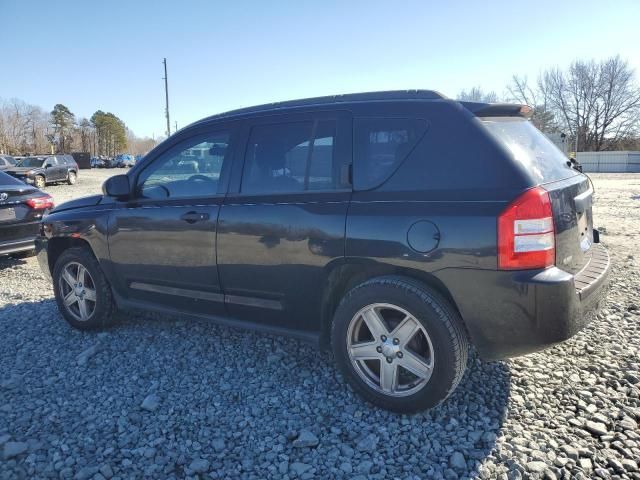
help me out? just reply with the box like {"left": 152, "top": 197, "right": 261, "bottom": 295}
{"left": 217, "top": 111, "right": 352, "bottom": 332}
{"left": 107, "top": 124, "right": 237, "bottom": 315}
{"left": 481, "top": 117, "right": 592, "bottom": 273}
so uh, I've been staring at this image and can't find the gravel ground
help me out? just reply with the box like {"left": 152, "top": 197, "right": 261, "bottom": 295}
{"left": 1, "top": 171, "right": 639, "bottom": 480}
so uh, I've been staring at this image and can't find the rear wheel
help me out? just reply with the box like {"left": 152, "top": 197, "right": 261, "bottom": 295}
{"left": 34, "top": 175, "right": 45, "bottom": 189}
{"left": 67, "top": 171, "right": 77, "bottom": 185}
{"left": 331, "top": 276, "right": 468, "bottom": 412}
{"left": 53, "top": 247, "right": 116, "bottom": 330}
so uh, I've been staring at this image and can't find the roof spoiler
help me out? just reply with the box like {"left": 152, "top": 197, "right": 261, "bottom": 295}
{"left": 461, "top": 102, "right": 533, "bottom": 119}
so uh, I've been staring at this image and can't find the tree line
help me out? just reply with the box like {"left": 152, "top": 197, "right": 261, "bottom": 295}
{"left": 458, "top": 55, "right": 640, "bottom": 152}
{"left": 0, "top": 101, "right": 158, "bottom": 156}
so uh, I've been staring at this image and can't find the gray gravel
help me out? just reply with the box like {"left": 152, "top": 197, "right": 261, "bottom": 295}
{"left": 1, "top": 171, "right": 639, "bottom": 479}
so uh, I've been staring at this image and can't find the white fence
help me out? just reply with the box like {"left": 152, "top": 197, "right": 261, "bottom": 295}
{"left": 576, "top": 151, "right": 640, "bottom": 173}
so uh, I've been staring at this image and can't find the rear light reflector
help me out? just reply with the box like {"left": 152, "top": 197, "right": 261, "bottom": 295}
{"left": 498, "top": 187, "right": 555, "bottom": 270}
{"left": 26, "top": 196, "right": 54, "bottom": 210}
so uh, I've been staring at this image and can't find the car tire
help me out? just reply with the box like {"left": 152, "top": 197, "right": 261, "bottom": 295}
{"left": 331, "top": 276, "right": 468, "bottom": 413}
{"left": 34, "top": 175, "right": 45, "bottom": 189}
{"left": 67, "top": 171, "right": 77, "bottom": 185}
{"left": 52, "top": 247, "right": 116, "bottom": 330}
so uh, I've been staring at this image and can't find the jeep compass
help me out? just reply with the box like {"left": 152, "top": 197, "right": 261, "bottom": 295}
{"left": 35, "top": 91, "right": 610, "bottom": 412}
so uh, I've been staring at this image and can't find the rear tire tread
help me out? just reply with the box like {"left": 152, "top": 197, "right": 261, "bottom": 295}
{"left": 331, "top": 275, "right": 468, "bottom": 412}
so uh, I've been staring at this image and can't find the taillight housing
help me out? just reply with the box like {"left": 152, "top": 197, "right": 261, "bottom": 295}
{"left": 26, "top": 196, "right": 55, "bottom": 210}
{"left": 498, "top": 186, "right": 555, "bottom": 270}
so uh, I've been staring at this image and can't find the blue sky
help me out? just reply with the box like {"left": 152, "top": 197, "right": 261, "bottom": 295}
{"left": 1, "top": 0, "right": 639, "bottom": 138}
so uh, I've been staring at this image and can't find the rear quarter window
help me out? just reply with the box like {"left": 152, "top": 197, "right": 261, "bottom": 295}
{"left": 354, "top": 117, "right": 428, "bottom": 190}
{"left": 481, "top": 117, "right": 578, "bottom": 184}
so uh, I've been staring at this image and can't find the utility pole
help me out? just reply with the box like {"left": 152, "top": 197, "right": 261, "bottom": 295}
{"left": 163, "top": 58, "right": 171, "bottom": 137}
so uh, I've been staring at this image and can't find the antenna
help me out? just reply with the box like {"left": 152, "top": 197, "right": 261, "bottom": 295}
{"left": 163, "top": 58, "right": 171, "bottom": 137}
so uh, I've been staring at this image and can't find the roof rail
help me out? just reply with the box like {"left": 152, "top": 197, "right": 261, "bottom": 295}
{"left": 192, "top": 90, "right": 446, "bottom": 126}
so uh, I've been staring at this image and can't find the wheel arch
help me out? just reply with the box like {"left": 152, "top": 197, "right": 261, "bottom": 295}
{"left": 319, "top": 262, "right": 465, "bottom": 346}
{"left": 47, "top": 237, "right": 96, "bottom": 275}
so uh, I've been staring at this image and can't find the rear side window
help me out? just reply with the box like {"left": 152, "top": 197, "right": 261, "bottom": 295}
{"left": 241, "top": 120, "right": 338, "bottom": 194}
{"left": 481, "top": 117, "right": 578, "bottom": 184}
{"left": 354, "top": 118, "right": 428, "bottom": 190}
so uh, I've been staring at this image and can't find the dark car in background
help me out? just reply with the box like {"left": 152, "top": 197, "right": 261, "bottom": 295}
{"left": 6, "top": 155, "right": 78, "bottom": 188}
{"left": 0, "top": 154, "right": 17, "bottom": 170}
{"left": 0, "top": 170, "right": 54, "bottom": 256}
{"left": 35, "top": 91, "right": 610, "bottom": 412}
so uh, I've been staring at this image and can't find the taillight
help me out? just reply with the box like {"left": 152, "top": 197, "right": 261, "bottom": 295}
{"left": 498, "top": 186, "right": 555, "bottom": 270}
{"left": 26, "top": 196, "right": 54, "bottom": 210}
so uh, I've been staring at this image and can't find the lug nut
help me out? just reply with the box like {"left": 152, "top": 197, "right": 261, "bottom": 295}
{"left": 386, "top": 357, "right": 393, "bottom": 363}
{"left": 381, "top": 335, "right": 387, "bottom": 342}
{"left": 376, "top": 346, "right": 382, "bottom": 353}
{"left": 397, "top": 352, "right": 403, "bottom": 358}
{"left": 393, "top": 338, "right": 399, "bottom": 345}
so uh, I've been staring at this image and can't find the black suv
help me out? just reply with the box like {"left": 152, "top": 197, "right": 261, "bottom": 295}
{"left": 35, "top": 91, "right": 610, "bottom": 412}
{"left": 7, "top": 155, "right": 78, "bottom": 188}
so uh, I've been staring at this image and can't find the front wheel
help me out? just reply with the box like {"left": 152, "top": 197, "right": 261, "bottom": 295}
{"left": 34, "top": 175, "right": 45, "bottom": 189}
{"left": 331, "top": 276, "right": 468, "bottom": 413}
{"left": 67, "top": 171, "right": 77, "bottom": 185}
{"left": 53, "top": 247, "right": 116, "bottom": 330}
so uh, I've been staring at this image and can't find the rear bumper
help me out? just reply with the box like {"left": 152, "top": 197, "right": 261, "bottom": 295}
{"left": 0, "top": 221, "right": 40, "bottom": 256}
{"left": 438, "top": 243, "right": 611, "bottom": 360}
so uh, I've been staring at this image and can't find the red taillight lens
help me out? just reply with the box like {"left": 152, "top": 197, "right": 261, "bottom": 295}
{"left": 498, "top": 187, "right": 555, "bottom": 270}
{"left": 26, "top": 196, "right": 55, "bottom": 210}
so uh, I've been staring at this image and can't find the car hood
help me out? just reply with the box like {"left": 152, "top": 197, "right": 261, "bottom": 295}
{"left": 51, "top": 194, "right": 104, "bottom": 213}
{"left": 6, "top": 167, "right": 40, "bottom": 174}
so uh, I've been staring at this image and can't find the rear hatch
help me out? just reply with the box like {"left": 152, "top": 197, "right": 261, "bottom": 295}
{"left": 481, "top": 117, "right": 593, "bottom": 274}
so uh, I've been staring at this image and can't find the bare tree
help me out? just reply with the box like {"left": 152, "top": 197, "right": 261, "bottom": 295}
{"left": 512, "top": 56, "right": 640, "bottom": 151}
{"left": 457, "top": 86, "right": 499, "bottom": 103}
{"left": 506, "top": 75, "right": 558, "bottom": 134}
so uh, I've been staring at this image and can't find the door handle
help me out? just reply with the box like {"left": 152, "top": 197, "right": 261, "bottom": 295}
{"left": 181, "top": 211, "right": 209, "bottom": 223}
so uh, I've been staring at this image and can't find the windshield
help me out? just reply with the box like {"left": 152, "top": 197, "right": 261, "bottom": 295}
{"left": 3, "top": 156, "right": 16, "bottom": 165}
{"left": 481, "top": 117, "right": 578, "bottom": 184}
{"left": 16, "top": 157, "right": 45, "bottom": 168}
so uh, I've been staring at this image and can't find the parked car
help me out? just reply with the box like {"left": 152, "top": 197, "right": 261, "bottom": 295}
{"left": 91, "top": 157, "right": 105, "bottom": 168}
{"left": 0, "top": 154, "right": 17, "bottom": 170}
{"left": 35, "top": 91, "right": 610, "bottom": 412}
{"left": 116, "top": 154, "right": 135, "bottom": 168}
{"left": 6, "top": 155, "right": 78, "bottom": 188}
{"left": 0, "top": 170, "right": 54, "bottom": 256}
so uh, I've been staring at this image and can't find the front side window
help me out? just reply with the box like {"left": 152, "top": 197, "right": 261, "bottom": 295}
{"left": 354, "top": 118, "right": 428, "bottom": 190}
{"left": 241, "top": 120, "right": 338, "bottom": 194}
{"left": 137, "top": 131, "right": 230, "bottom": 199}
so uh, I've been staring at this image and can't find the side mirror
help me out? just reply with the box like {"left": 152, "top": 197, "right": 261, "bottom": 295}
{"left": 45, "top": 164, "right": 51, "bottom": 168}
{"left": 103, "top": 174, "right": 130, "bottom": 198}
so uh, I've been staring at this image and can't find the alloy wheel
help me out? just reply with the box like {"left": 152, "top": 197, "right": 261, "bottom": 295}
{"left": 346, "top": 303, "right": 434, "bottom": 397}
{"left": 58, "top": 261, "right": 97, "bottom": 321}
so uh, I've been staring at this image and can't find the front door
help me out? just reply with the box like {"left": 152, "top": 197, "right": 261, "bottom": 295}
{"left": 217, "top": 112, "right": 352, "bottom": 332}
{"left": 107, "top": 127, "right": 236, "bottom": 315}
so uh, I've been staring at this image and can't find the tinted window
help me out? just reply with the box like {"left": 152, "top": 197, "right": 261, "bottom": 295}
{"left": 138, "top": 131, "right": 230, "bottom": 199}
{"left": 18, "top": 157, "right": 46, "bottom": 168}
{"left": 481, "top": 117, "right": 578, "bottom": 183}
{"left": 354, "top": 118, "right": 428, "bottom": 190}
{"left": 241, "top": 120, "right": 338, "bottom": 194}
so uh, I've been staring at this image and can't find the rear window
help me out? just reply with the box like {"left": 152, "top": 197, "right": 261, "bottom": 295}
{"left": 0, "top": 170, "right": 25, "bottom": 186}
{"left": 354, "top": 118, "right": 428, "bottom": 190}
{"left": 481, "top": 117, "right": 578, "bottom": 184}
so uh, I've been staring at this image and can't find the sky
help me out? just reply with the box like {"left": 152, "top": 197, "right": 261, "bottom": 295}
{"left": 1, "top": 0, "right": 639, "bottom": 139}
